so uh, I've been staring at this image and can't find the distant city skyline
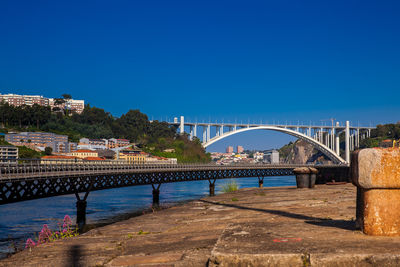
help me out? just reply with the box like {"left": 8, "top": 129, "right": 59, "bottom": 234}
{"left": 1, "top": 0, "right": 399, "bottom": 152}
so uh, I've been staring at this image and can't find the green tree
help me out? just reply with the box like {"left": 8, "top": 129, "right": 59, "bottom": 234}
{"left": 44, "top": 146, "right": 53, "bottom": 155}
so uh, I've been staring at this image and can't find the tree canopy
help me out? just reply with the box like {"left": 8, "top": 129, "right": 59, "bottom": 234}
{"left": 0, "top": 99, "right": 209, "bottom": 162}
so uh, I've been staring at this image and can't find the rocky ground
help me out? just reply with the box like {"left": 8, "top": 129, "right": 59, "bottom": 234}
{"left": 2, "top": 183, "right": 400, "bottom": 266}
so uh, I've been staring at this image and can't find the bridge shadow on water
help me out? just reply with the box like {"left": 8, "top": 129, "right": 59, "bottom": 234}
{"left": 199, "top": 199, "right": 356, "bottom": 231}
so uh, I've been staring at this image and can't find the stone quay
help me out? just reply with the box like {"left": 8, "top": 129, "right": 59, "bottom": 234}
{"left": 3, "top": 181, "right": 400, "bottom": 266}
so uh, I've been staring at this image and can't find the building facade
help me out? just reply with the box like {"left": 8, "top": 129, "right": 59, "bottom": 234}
{"left": 0, "top": 145, "right": 18, "bottom": 163}
{"left": 0, "top": 93, "right": 84, "bottom": 114}
{"left": 237, "top": 146, "right": 244, "bottom": 153}
{"left": 5, "top": 132, "right": 76, "bottom": 153}
{"left": 78, "top": 138, "right": 107, "bottom": 150}
{"left": 118, "top": 149, "right": 146, "bottom": 164}
{"left": 69, "top": 149, "right": 98, "bottom": 159}
{"left": 264, "top": 150, "right": 280, "bottom": 164}
{"left": 226, "top": 146, "right": 234, "bottom": 153}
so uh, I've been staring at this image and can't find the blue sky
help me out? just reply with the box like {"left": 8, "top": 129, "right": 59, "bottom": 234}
{"left": 1, "top": 0, "right": 399, "bottom": 151}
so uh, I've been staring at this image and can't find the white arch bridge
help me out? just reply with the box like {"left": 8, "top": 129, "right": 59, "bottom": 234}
{"left": 165, "top": 116, "right": 375, "bottom": 165}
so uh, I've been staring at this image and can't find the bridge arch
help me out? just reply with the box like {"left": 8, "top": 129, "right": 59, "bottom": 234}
{"left": 203, "top": 126, "right": 346, "bottom": 164}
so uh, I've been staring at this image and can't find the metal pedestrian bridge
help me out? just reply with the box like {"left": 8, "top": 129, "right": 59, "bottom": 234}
{"left": 167, "top": 116, "right": 375, "bottom": 164}
{"left": 0, "top": 161, "right": 343, "bottom": 205}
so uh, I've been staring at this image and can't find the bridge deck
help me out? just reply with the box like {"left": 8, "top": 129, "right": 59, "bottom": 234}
{"left": 0, "top": 163, "right": 347, "bottom": 205}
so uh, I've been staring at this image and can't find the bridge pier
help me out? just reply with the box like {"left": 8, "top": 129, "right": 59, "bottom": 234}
{"left": 75, "top": 190, "right": 91, "bottom": 231}
{"left": 76, "top": 200, "right": 87, "bottom": 229}
{"left": 152, "top": 184, "right": 161, "bottom": 207}
{"left": 258, "top": 177, "right": 264, "bottom": 188}
{"left": 209, "top": 179, "right": 216, "bottom": 196}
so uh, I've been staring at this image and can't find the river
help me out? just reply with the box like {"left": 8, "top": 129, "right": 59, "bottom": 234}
{"left": 0, "top": 176, "right": 296, "bottom": 257}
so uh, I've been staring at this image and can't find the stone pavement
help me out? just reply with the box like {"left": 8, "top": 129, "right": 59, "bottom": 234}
{"left": 2, "top": 183, "right": 400, "bottom": 266}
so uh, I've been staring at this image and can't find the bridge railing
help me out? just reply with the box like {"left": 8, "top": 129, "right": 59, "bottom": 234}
{"left": 0, "top": 158, "right": 331, "bottom": 180}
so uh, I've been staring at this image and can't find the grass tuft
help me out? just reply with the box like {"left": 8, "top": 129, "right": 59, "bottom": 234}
{"left": 221, "top": 181, "right": 239, "bottom": 193}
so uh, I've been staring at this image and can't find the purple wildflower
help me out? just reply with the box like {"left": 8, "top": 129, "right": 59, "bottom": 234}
{"left": 63, "top": 215, "right": 72, "bottom": 226}
{"left": 25, "top": 238, "right": 36, "bottom": 249}
{"left": 38, "top": 224, "right": 52, "bottom": 244}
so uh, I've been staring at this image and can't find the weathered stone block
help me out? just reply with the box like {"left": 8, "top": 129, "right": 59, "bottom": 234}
{"left": 352, "top": 148, "right": 400, "bottom": 236}
{"left": 352, "top": 148, "right": 400, "bottom": 189}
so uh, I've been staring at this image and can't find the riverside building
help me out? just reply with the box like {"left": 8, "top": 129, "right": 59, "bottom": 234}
{"left": 5, "top": 132, "right": 76, "bottom": 153}
{"left": 0, "top": 145, "right": 18, "bottom": 163}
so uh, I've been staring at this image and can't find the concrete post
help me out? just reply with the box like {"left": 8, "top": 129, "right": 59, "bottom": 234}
{"left": 325, "top": 132, "right": 329, "bottom": 147}
{"left": 189, "top": 125, "right": 193, "bottom": 140}
{"left": 220, "top": 125, "right": 224, "bottom": 135}
{"left": 194, "top": 124, "right": 197, "bottom": 138}
{"left": 345, "top": 121, "right": 350, "bottom": 164}
{"left": 320, "top": 128, "right": 323, "bottom": 144}
{"left": 351, "top": 134, "right": 354, "bottom": 151}
{"left": 357, "top": 128, "right": 360, "bottom": 148}
{"left": 76, "top": 200, "right": 87, "bottom": 230}
{"left": 335, "top": 136, "right": 340, "bottom": 156}
{"left": 203, "top": 126, "right": 207, "bottom": 143}
{"left": 180, "top": 116, "right": 184, "bottom": 135}
{"left": 207, "top": 125, "right": 211, "bottom": 141}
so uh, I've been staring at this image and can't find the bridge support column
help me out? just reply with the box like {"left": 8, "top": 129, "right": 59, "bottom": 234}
{"left": 345, "top": 121, "right": 350, "bottom": 164}
{"left": 209, "top": 179, "right": 216, "bottom": 196}
{"left": 75, "top": 189, "right": 91, "bottom": 231}
{"left": 189, "top": 125, "right": 193, "bottom": 140}
{"left": 76, "top": 200, "right": 87, "bottom": 230}
{"left": 152, "top": 184, "right": 161, "bottom": 207}
{"left": 180, "top": 116, "right": 184, "bottom": 135}
{"left": 335, "top": 136, "right": 340, "bottom": 156}
{"left": 258, "top": 177, "right": 264, "bottom": 188}
{"left": 203, "top": 127, "right": 207, "bottom": 143}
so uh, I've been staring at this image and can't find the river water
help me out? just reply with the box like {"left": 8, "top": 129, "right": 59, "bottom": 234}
{"left": 0, "top": 176, "right": 296, "bottom": 257}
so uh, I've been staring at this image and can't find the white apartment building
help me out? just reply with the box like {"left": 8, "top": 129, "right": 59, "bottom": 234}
{"left": 0, "top": 93, "right": 85, "bottom": 114}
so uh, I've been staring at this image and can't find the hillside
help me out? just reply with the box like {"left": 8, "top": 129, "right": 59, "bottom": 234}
{"left": 0, "top": 98, "right": 211, "bottom": 163}
{"left": 279, "top": 139, "right": 332, "bottom": 165}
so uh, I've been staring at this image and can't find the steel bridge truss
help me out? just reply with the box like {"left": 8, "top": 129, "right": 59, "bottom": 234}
{"left": 0, "top": 165, "right": 297, "bottom": 205}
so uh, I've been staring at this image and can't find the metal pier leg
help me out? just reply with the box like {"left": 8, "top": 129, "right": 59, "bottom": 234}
{"left": 75, "top": 189, "right": 91, "bottom": 231}
{"left": 152, "top": 184, "right": 161, "bottom": 207}
{"left": 209, "top": 179, "right": 216, "bottom": 196}
{"left": 258, "top": 177, "right": 264, "bottom": 188}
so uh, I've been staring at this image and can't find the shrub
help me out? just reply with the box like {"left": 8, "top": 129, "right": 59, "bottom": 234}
{"left": 221, "top": 181, "right": 239, "bottom": 193}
